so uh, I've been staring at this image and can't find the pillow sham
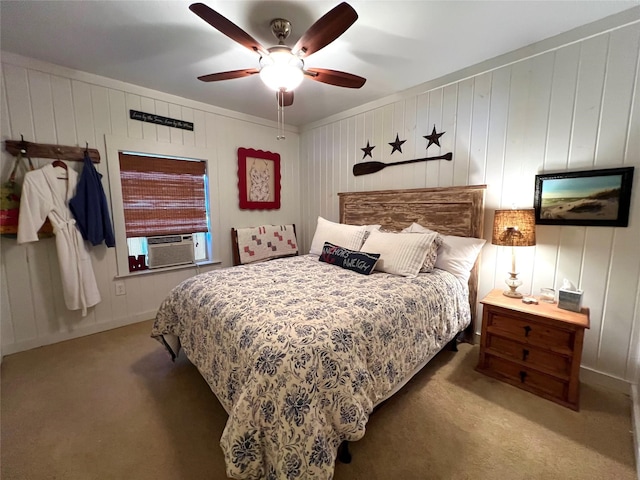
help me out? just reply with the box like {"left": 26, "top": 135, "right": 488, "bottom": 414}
{"left": 359, "top": 229, "right": 438, "bottom": 277}
{"left": 362, "top": 224, "right": 381, "bottom": 242}
{"left": 435, "top": 234, "right": 486, "bottom": 284}
{"left": 403, "top": 222, "right": 486, "bottom": 283}
{"left": 309, "top": 216, "right": 368, "bottom": 255}
{"left": 400, "top": 224, "right": 442, "bottom": 273}
{"left": 319, "top": 242, "right": 380, "bottom": 275}
{"left": 421, "top": 234, "right": 443, "bottom": 273}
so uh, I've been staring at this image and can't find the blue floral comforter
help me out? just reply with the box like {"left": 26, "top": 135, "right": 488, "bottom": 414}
{"left": 152, "top": 254, "right": 470, "bottom": 479}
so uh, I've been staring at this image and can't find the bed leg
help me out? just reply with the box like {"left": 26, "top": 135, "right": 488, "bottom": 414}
{"left": 338, "top": 441, "right": 352, "bottom": 464}
{"left": 448, "top": 336, "right": 459, "bottom": 352}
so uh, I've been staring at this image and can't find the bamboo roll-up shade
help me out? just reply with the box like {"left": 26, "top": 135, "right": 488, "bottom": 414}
{"left": 119, "top": 153, "right": 208, "bottom": 238}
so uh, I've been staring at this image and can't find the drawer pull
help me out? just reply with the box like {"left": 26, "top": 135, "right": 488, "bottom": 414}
{"left": 522, "top": 349, "right": 529, "bottom": 361}
{"left": 519, "top": 371, "right": 527, "bottom": 383}
{"left": 523, "top": 325, "right": 532, "bottom": 337}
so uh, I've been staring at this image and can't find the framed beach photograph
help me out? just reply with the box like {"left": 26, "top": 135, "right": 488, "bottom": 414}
{"left": 534, "top": 167, "right": 634, "bottom": 227}
{"left": 237, "top": 147, "right": 281, "bottom": 210}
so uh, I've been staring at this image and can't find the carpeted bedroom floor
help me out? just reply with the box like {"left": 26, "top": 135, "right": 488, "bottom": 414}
{"left": 1, "top": 320, "right": 635, "bottom": 480}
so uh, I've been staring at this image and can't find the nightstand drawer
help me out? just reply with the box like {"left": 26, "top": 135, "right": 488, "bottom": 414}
{"left": 483, "top": 354, "right": 568, "bottom": 400}
{"left": 486, "top": 334, "right": 571, "bottom": 377}
{"left": 488, "top": 312, "right": 572, "bottom": 351}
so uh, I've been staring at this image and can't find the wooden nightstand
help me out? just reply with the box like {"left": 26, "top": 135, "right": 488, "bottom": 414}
{"left": 476, "top": 288, "right": 590, "bottom": 411}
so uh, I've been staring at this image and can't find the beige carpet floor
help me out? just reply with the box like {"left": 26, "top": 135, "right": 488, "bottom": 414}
{"left": 1, "top": 320, "right": 635, "bottom": 480}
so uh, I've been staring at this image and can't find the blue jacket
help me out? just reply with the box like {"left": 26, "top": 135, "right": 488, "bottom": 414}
{"left": 69, "top": 153, "right": 115, "bottom": 247}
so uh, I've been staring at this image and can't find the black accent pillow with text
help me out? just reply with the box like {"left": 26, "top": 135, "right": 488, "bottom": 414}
{"left": 319, "top": 242, "right": 380, "bottom": 275}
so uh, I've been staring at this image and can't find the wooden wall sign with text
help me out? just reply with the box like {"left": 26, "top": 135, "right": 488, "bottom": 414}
{"left": 129, "top": 110, "right": 194, "bottom": 131}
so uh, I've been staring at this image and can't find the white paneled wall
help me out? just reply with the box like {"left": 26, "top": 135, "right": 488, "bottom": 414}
{"left": 299, "top": 20, "right": 640, "bottom": 386}
{"left": 0, "top": 53, "right": 301, "bottom": 357}
{"left": 1, "top": 13, "right": 639, "bottom": 390}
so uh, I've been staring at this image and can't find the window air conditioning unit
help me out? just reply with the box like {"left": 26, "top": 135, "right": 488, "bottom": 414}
{"left": 148, "top": 234, "right": 194, "bottom": 269}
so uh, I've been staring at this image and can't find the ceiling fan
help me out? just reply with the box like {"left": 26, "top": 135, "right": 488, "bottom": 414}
{"left": 189, "top": 2, "right": 366, "bottom": 108}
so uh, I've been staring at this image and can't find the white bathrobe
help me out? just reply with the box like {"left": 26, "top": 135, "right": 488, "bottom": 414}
{"left": 17, "top": 164, "right": 101, "bottom": 316}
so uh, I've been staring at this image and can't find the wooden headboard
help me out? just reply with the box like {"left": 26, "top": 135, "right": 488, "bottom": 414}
{"left": 338, "top": 185, "right": 487, "bottom": 336}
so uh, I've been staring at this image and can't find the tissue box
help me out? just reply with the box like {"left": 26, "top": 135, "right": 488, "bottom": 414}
{"left": 558, "top": 289, "right": 583, "bottom": 312}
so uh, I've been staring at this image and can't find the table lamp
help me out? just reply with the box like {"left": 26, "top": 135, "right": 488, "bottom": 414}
{"left": 492, "top": 209, "right": 536, "bottom": 298}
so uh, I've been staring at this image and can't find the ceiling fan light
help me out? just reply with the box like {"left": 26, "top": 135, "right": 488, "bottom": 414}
{"left": 260, "top": 66, "right": 303, "bottom": 92}
{"left": 259, "top": 49, "right": 304, "bottom": 92}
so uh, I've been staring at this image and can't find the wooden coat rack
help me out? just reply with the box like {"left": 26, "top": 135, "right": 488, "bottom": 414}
{"left": 4, "top": 138, "right": 100, "bottom": 163}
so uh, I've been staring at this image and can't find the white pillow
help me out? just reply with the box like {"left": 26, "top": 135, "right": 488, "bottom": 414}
{"left": 360, "top": 229, "right": 438, "bottom": 277}
{"left": 309, "top": 217, "right": 368, "bottom": 255}
{"left": 435, "top": 235, "right": 486, "bottom": 284}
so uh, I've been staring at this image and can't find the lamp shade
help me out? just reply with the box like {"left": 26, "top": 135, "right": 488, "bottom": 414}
{"left": 492, "top": 209, "right": 536, "bottom": 247}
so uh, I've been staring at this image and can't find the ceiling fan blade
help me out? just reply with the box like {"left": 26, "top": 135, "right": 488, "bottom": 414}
{"left": 277, "top": 91, "right": 294, "bottom": 107}
{"left": 305, "top": 68, "right": 366, "bottom": 88}
{"left": 197, "top": 69, "right": 260, "bottom": 82}
{"left": 291, "top": 2, "right": 357, "bottom": 58}
{"left": 189, "top": 3, "right": 267, "bottom": 56}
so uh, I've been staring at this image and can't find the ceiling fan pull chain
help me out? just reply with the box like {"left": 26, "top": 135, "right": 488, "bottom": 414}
{"left": 277, "top": 90, "right": 286, "bottom": 140}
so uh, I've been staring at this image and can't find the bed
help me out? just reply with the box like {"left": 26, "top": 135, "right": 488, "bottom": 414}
{"left": 152, "top": 185, "right": 486, "bottom": 480}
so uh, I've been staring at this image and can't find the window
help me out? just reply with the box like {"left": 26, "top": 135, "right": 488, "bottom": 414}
{"left": 118, "top": 153, "right": 208, "bottom": 237}
{"left": 118, "top": 152, "right": 209, "bottom": 271}
{"left": 106, "top": 136, "right": 220, "bottom": 277}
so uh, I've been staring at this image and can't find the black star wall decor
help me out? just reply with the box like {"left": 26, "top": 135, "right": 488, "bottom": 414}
{"left": 360, "top": 141, "right": 375, "bottom": 159}
{"left": 424, "top": 125, "right": 445, "bottom": 149}
{"left": 388, "top": 134, "right": 406, "bottom": 154}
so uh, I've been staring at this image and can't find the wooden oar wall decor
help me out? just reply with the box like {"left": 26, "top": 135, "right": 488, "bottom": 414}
{"left": 353, "top": 152, "right": 452, "bottom": 176}
{"left": 353, "top": 124, "right": 451, "bottom": 177}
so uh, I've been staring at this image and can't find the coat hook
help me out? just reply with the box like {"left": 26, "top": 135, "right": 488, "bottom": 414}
{"left": 19, "top": 134, "right": 27, "bottom": 154}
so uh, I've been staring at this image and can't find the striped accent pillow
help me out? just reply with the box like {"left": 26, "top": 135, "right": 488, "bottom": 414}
{"left": 401, "top": 223, "right": 443, "bottom": 272}
{"left": 360, "top": 229, "right": 438, "bottom": 277}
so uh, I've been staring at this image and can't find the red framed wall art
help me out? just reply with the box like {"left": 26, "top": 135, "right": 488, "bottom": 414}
{"left": 237, "top": 147, "right": 281, "bottom": 210}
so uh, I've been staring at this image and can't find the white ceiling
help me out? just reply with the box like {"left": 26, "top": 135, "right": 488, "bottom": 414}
{"left": 1, "top": 1, "right": 638, "bottom": 127}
